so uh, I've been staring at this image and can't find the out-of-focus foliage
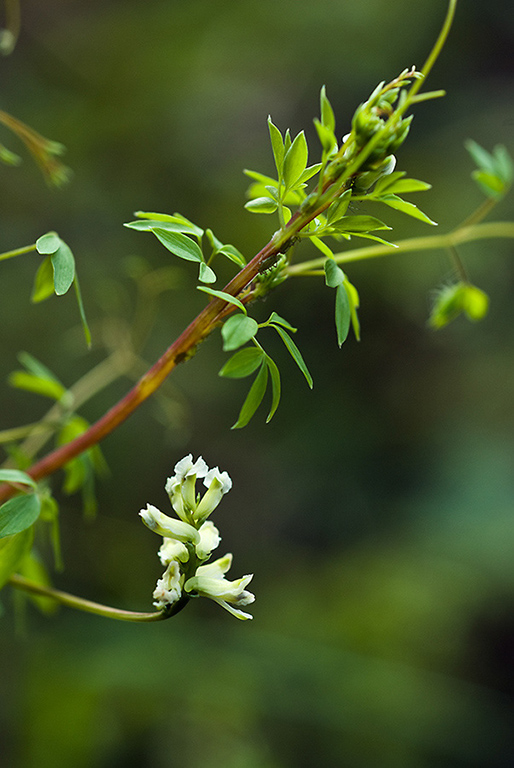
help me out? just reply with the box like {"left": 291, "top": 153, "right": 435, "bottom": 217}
{"left": 1, "top": 1, "right": 514, "bottom": 767}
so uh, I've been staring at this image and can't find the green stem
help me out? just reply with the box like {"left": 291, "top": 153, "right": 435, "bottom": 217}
{"left": 0, "top": 242, "right": 36, "bottom": 261}
{"left": 456, "top": 195, "right": 501, "bottom": 230}
{"left": 448, "top": 244, "right": 469, "bottom": 283}
{"left": 8, "top": 573, "right": 188, "bottom": 622}
{"left": 286, "top": 221, "right": 514, "bottom": 275}
{"left": 411, "top": 0, "right": 459, "bottom": 98}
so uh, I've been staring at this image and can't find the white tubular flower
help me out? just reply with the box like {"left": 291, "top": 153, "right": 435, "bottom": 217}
{"left": 165, "top": 455, "right": 210, "bottom": 518}
{"left": 194, "top": 468, "right": 232, "bottom": 525}
{"left": 195, "top": 520, "right": 221, "bottom": 560}
{"left": 165, "top": 477, "right": 188, "bottom": 522}
{"left": 158, "top": 537, "right": 189, "bottom": 565}
{"left": 184, "top": 553, "right": 255, "bottom": 620}
{"left": 173, "top": 454, "right": 209, "bottom": 482}
{"left": 153, "top": 560, "right": 183, "bottom": 610}
{"left": 204, "top": 467, "right": 232, "bottom": 494}
{"left": 139, "top": 503, "right": 200, "bottom": 545}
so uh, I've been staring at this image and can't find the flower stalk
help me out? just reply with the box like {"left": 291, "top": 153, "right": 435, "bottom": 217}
{"left": 8, "top": 573, "right": 183, "bottom": 622}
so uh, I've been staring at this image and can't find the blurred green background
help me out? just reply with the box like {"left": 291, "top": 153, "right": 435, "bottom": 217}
{"left": 1, "top": 1, "right": 514, "bottom": 766}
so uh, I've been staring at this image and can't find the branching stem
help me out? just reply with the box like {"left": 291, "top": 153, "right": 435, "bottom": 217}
{"left": 286, "top": 221, "right": 514, "bottom": 275}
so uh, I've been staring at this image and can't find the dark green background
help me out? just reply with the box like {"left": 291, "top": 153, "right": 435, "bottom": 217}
{"left": 1, "top": 1, "right": 513, "bottom": 766}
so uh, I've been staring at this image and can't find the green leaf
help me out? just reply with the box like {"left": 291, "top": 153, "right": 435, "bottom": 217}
{"left": 36, "top": 231, "right": 60, "bottom": 255}
{"left": 0, "top": 493, "right": 41, "bottom": 538}
{"left": 51, "top": 240, "right": 76, "bottom": 295}
{"left": 268, "top": 117, "right": 285, "bottom": 178}
{"left": 465, "top": 140, "right": 497, "bottom": 176}
{"left": 204, "top": 230, "right": 246, "bottom": 267}
{"left": 151, "top": 229, "right": 204, "bottom": 262}
{"left": 310, "top": 236, "right": 334, "bottom": 259}
{"left": 243, "top": 169, "right": 279, "bottom": 186}
{"left": 8, "top": 371, "right": 67, "bottom": 400}
{"left": 381, "top": 178, "right": 432, "bottom": 194}
{"left": 198, "top": 262, "right": 217, "bottom": 283}
{"left": 346, "top": 279, "right": 361, "bottom": 342}
{"left": 8, "top": 352, "right": 68, "bottom": 401}
{"left": 267, "top": 312, "right": 296, "bottom": 331}
{"left": 324, "top": 258, "right": 345, "bottom": 288}
{"left": 465, "top": 141, "right": 512, "bottom": 199}
{"left": 31, "top": 256, "right": 55, "bottom": 302}
{"left": 0, "top": 143, "right": 21, "bottom": 166}
{"left": 134, "top": 211, "right": 179, "bottom": 221}
{"left": 39, "top": 493, "right": 62, "bottom": 571}
{"left": 205, "top": 228, "right": 224, "bottom": 253}
{"left": 283, "top": 131, "right": 308, "bottom": 189}
{"left": 219, "top": 347, "right": 265, "bottom": 378}
{"left": 221, "top": 314, "right": 259, "bottom": 351}
{"left": 246, "top": 179, "right": 301, "bottom": 206}
{"left": 335, "top": 284, "right": 351, "bottom": 347}
{"left": 372, "top": 170, "right": 406, "bottom": 195}
{"left": 231, "top": 360, "right": 268, "bottom": 429}
{"left": 265, "top": 356, "right": 281, "bottom": 422}
{"left": 125, "top": 219, "right": 202, "bottom": 236}
{"left": 336, "top": 215, "right": 391, "bottom": 232}
{"left": 340, "top": 231, "right": 397, "bottom": 247}
{"left": 61, "top": 455, "right": 87, "bottom": 495}
{"left": 57, "top": 417, "right": 107, "bottom": 516}
{"left": 493, "top": 145, "right": 514, "bottom": 184}
{"left": 378, "top": 194, "right": 437, "bottom": 225}
{"left": 296, "top": 163, "right": 323, "bottom": 184}
{"left": 18, "top": 351, "right": 61, "bottom": 382}
{"left": 471, "top": 170, "right": 506, "bottom": 199}
{"left": 264, "top": 185, "right": 279, "bottom": 201}
{"left": 73, "top": 275, "right": 92, "bottom": 348}
{"left": 0, "top": 469, "right": 37, "bottom": 491}
{"left": 313, "top": 118, "right": 338, "bottom": 155}
{"left": 273, "top": 325, "right": 313, "bottom": 388}
{"left": 217, "top": 244, "right": 246, "bottom": 267}
{"left": 197, "top": 286, "right": 246, "bottom": 312}
{"left": 320, "top": 85, "right": 336, "bottom": 133}
{"left": 244, "top": 197, "right": 278, "bottom": 214}
{"left": 133, "top": 211, "right": 203, "bottom": 238}
{"left": 326, "top": 190, "right": 352, "bottom": 224}
{"left": 0, "top": 527, "right": 34, "bottom": 590}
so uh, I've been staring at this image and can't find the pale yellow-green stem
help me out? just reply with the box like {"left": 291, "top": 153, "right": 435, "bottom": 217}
{"left": 0, "top": 242, "right": 37, "bottom": 261}
{"left": 8, "top": 573, "right": 187, "bottom": 622}
{"left": 286, "top": 221, "right": 514, "bottom": 276}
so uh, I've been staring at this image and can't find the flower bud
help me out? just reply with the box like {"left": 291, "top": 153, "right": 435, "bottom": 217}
{"left": 153, "top": 560, "right": 183, "bottom": 610}
{"left": 194, "top": 468, "right": 232, "bottom": 524}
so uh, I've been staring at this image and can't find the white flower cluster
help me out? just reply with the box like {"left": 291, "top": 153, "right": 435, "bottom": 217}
{"left": 139, "top": 454, "right": 255, "bottom": 620}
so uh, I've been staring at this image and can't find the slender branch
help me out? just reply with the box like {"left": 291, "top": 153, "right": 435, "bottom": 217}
{"left": 4, "top": 329, "right": 139, "bottom": 464}
{"left": 8, "top": 573, "right": 188, "bottom": 622}
{"left": 286, "top": 221, "right": 514, "bottom": 275}
{"left": 406, "top": 0, "right": 458, "bottom": 104}
{"left": 0, "top": 242, "right": 36, "bottom": 262}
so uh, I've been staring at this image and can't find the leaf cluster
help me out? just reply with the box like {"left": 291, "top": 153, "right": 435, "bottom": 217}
{"left": 219, "top": 312, "right": 312, "bottom": 428}
{"left": 32, "top": 232, "right": 91, "bottom": 346}
{"left": 124, "top": 212, "right": 245, "bottom": 284}
{"left": 466, "top": 140, "right": 513, "bottom": 200}
{"left": 0, "top": 468, "right": 60, "bottom": 597}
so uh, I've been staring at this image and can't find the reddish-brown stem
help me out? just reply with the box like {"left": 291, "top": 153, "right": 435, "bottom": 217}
{"left": 0, "top": 233, "right": 286, "bottom": 502}
{"left": 0, "top": 170, "right": 347, "bottom": 505}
